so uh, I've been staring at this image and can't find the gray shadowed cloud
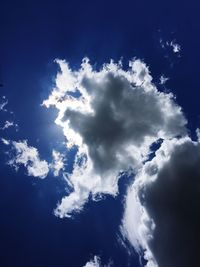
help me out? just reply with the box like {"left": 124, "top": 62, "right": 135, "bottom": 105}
{"left": 64, "top": 72, "right": 185, "bottom": 175}
{"left": 122, "top": 137, "right": 200, "bottom": 267}
{"left": 140, "top": 138, "right": 200, "bottom": 267}
{"left": 43, "top": 58, "right": 187, "bottom": 217}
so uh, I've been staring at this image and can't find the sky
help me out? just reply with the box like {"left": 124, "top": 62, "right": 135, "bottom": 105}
{"left": 1, "top": 1, "right": 200, "bottom": 267}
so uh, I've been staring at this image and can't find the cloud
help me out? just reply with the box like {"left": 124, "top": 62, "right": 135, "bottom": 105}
{"left": 170, "top": 40, "right": 181, "bottom": 53}
{"left": 50, "top": 149, "right": 65, "bottom": 176}
{"left": 122, "top": 136, "right": 200, "bottom": 266}
{"left": 0, "top": 120, "right": 18, "bottom": 131}
{"left": 43, "top": 58, "right": 187, "bottom": 218}
{"left": 159, "top": 75, "right": 169, "bottom": 85}
{"left": 83, "top": 256, "right": 112, "bottom": 267}
{"left": 0, "top": 96, "right": 8, "bottom": 112}
{"left": 3, "top": 139, "right": 49, "bottom": 178}
{"left": 160, "top": 39, "right": 181, "bottom": 54}
{"left": 1, "top": 138, "right": 10, "bottom": 145}
{"left": 83, "top": 256, "right": 101, "bottom": 267}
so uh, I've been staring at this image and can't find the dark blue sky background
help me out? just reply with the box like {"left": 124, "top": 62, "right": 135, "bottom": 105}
{"left": 1, "top": 0, "right": 200, "bottom": 266}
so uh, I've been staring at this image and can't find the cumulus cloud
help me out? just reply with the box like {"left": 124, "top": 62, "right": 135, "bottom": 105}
{"left": 3, "top": 139, "right": 49, "bottom": 178}
{"left": 122, "top": 136, "right": 200, "bottom": 267}
{"left": 43, "top": 57, "right": 187, "bottom": 218}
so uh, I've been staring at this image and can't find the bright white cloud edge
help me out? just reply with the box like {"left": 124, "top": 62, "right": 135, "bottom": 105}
{"left": 43, "top": 57, "right": 187, "bottom": 218}
{"left": 83, "top": 256, "right": 112, "bottom": 267}
{"left": 2, "top": 139, "right": 49, "bottom": 178}
{"left": 121, "top": 135, "right": 200, "bottom": 267}
{"left": 83, "top": 256, "right": 101, "bottom": 267}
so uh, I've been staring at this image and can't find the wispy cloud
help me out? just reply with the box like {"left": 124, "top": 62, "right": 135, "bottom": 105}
{"left": 0, "top": 96, "right": 8, "bottom": 112}
{"left": 0, "top": 120, "right": 18, "bottom": 131}
{"left": 160, "top": 38, "right": 181, "bottom": 54}
{"left": 50, "top": 149, "right": 65, "bottom": 176}
{"left": 2, "top": 139, "right": 49, "bottom": 179}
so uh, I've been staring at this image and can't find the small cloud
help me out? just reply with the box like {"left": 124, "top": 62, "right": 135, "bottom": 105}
{"left": 0, "top": 98, "right": 8, "bottom": 112}
{"left": 0, "top": 120, "right": 18, "bottom": 131}
{"left": 196, "top": 128, "right": 200, "bottom": 141}
{"left": 170, "top": 40, "right": 181, "bottom": 53}
{"left": 1, "top": 138, "right": 10, "bottom": 145}
{"left": 83, "top": 256, "right": 112, "bottom": 267}
{"left": 7, "top": 140, "right": 49, "bottom": 179}
{"left": 159, "top": 75, "right": 169, "bottom": 85}
{"left": 160, "top": 38, "right": 181, "bottom": 54}
{"left": 83, "top": 256, "right": 101, "bottom": 267}
{"left": 159, "top": 38, "right": 165, "bottom": 49}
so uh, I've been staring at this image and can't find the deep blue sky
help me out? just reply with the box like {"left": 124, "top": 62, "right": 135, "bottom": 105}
{"left": 1, "top": 1, "right": 200, "bottom": 266}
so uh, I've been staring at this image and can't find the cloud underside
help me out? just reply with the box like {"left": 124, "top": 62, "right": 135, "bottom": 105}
{"left": 43, "top": 58, "right": 187, "bottom": 218}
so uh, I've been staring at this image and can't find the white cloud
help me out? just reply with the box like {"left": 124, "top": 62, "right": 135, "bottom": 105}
{"left": 83, "top": 256, "right": 112, "bottom": 267}
{"left": 83, "top": 256, "right": 101, "bottom": 267}
{"left": 0, "top": 120, "right": 18, "bottom": 130}
{"left": 4, "top": 139, "right": 49, "bottom": 178}
{"left": 50, "top": 149, "right": 65, "bottom": 176}
{"left": 43, "top": 58, "right": 187, "bottom": 218}
{"left": 122, "top": 136, "right": 200, "bottom": 266}
{"left": 0, "top": 97, "right": 8, "bottom": 112}
{"left": 160, "top": 38, "right": 181, "bottom": 54}
{"left": 1, "top": 138, "right": 10, "bottom": 145}
{"left": 170, "top": 40, "right": 181, "bottom": 53}
{"left": 159, "top": 75, "right": 169, "bottom": 85}
{"left": 196, "top": 128, "right": 200, "bottom": 142}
